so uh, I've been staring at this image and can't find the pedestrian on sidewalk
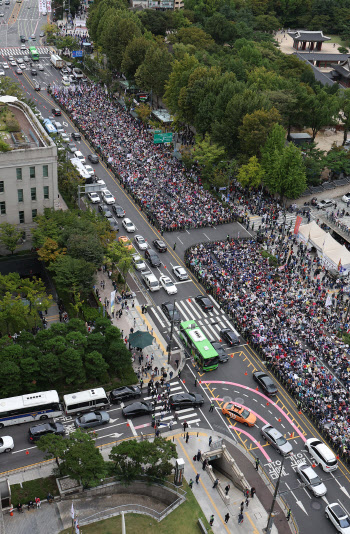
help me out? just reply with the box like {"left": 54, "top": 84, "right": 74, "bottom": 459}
{"left": 244, "top": 488, "right": 249, "bottom": 499}
{"left": 189, "top": 479, "right": 194, "bottom": 489}
{"left": 225, "top": 484, "right": 230, "bottom": 495}
{"left": 238, "top": 512, "right": 244, "bottom": 524}
{"left": 209, "top": 436, "right": 212, "bottom": 446}
{"left": 255, "top": 457, "right": 260, "bottom": 471}
{"left": 286, "top": 509, "right": 291, "bottom": 521}
{"left": 186, "top": 432, "right": 189, "bottom": 443}
{"left": 209, "top": 401, "right": 215, "bottom": 412}
{"left": 197, "top": 449, "right": 201, "bottom": 461}
{"left": 240, "top": 502, "right": 244, "bottom": 514}
{"left": 194, "top": 377, "right": 198, "bottom": 387}
{"left": 212, "top": 478, "right": 219, "bottom": 489}
{"left": 250, "top": 487, "right": 256, "bottom": 498}
{"left": 195, "top": 473, "right": 200, "bottom": 484}
{"left": 225, "top": 513, "right": 230, "bottom": 523}
{"left": 202, "top": 458, "right": 208, "bottom": 470}
{"left": 245, "top": 497, "right": 249, "bottom": 508}
{"left": 209, "top": 515, "right": 214, "bottom": 526}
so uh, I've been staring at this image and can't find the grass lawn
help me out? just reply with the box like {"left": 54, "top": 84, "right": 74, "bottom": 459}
{"left": 327, "top": 34, "right": 349, "bottom": 47}
{"left": 59, "top": 479, "right": 212, "bottom": 534}
{"left": 10, "top": 476, "right": 59, "bottom": 507}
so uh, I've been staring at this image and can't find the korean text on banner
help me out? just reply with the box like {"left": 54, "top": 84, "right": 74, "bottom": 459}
{"left": 294, "top": 215, "right": 303, "bottom": 235}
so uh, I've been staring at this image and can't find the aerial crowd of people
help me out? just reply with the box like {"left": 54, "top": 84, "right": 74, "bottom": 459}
{"left": 186, "top": 233, "right": 350, "bottom": 458}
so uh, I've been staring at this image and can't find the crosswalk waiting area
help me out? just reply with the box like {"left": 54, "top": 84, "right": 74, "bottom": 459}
{"left": 143, "top": 380, "right": 201, "bottom": 428}
{"left": 150, "top": 297, "right": 240, "bottom": 346}
{"left": 0, "top": 46, "right": 52, "bottom": 57}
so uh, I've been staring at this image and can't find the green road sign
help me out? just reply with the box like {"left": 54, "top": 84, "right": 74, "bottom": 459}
{"left": 154, "top": 133, "right": 173, "bottom": 144}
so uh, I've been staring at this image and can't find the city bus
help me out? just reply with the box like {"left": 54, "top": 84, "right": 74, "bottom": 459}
{"left": 179, "top": 320, "right": 219, "bottom": 371}
{"left": 0, "top": 390, "right": 62, "bottom": 428}
{"left": 29, "top": 46, "right": 39, "bottom": 61}
{"left": 63, "top": 388, "right": 109, "bottom": 416}
{"left": 43, "top": 118, "right": 57, "bottom": 137}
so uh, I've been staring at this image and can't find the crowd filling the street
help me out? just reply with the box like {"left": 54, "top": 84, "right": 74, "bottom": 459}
{"left": 185, "top": 232, "right": 350, "bottom": 458}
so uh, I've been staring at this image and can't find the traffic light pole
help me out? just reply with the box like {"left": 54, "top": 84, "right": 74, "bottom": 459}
{"left": 264, "top": 453, "right": 290, "bottom": 534}
{"left": 167, "top": 299, "right": 176, "bottom": 365}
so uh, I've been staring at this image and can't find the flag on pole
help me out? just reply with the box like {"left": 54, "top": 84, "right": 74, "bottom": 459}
{"left": 71, "top": 502, "right": 75, "bottom": 520}
{"left": 74, "top": 518, "right": 80, "bottom": 533}
{"left": 325, "top": 294, "right": 332, "bottom": 307}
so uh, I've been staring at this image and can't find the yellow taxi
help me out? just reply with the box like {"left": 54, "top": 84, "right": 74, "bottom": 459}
{"left": 118, "top": 236, "right": 133, "bottom": 251}
{"left": 222, "top": 402, "right": 256, "bottom": 427}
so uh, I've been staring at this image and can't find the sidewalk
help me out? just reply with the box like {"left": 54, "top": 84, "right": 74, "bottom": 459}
{"left": 2, "top": 429, "right": 284, "bottom": 534}
{"left": 94, "top": 269, "right": 179, "bottom": 382}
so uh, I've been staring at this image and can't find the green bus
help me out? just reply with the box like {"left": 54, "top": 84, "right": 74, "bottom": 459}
{"left": 179, "top": 320, "right": 219, "bottom": 371}
{"left": 29, "top": 47, "right": 39, "bottom": 61}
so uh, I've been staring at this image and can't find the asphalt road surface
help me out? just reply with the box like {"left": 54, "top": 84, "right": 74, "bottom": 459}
{"left": 1, "top": 47, "right": 350, "bottom": 534}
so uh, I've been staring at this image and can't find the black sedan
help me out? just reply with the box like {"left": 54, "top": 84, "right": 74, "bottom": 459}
{"left": 98, "top": 204, "right": 112, "bottom": 216}
{"left": 112, "top": 205, "right": 126, "bottom": 218}
{"left": 253, "top": 371, "right": 278, "bottom": 396}
{"left": 220, "top": 328, "right": 240, "bottom": 346}
{"left": 145, "top": 248, "right": 161, "bottom": 267}
{"left": 88, "top": 154, "right": 99, "bottom": 164}
{"left": 195, "top": 295, "right": 213, "bottom": 312}
{"left": 31, "top": 69, "right": 37, "bottom": 76}
{"left": 211, "top": 341, "right": 229, "bottom": 363}
{"left": 153, "top": 239, "right": 167, "bottom": 253}
{"left": 161, "top": 302, "right": 181, "bottom": 322}
{"left": 72, "top": 132, "right": 81, "bottom": 141}
{"left": 122, "top": 401, "right": 153, "bottom": 418}
{"left": 52, "top": 108, "right": 61, "bottom": 116}
{"left": 109, "top": 385, "right": 141, "bottom": 404}
{"left": 74, "top": 411, "right": 110, "bottom": 429}
{"left": 169, "top": 393, "right": 204, "bottom": 410}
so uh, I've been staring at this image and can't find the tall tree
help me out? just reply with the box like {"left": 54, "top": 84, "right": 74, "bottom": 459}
{"left": 135, "top": 44, "right": 173, "bottom": 104}
{"left": 238, "top": 107, "right": 281, "bottom": 158}
{"left": 101, "top": 11, "right": 142, "bottom": 70}
{"left": 338, "top": 89, "right": 350, "bottom": 145}
{"left": 304, "top": 89, "right": 340, "bottom": 141}
{"left": 121, "top": 36, "right": 154, "bottom": 79}
{"left": 237, "top": 156, "right": 265, "bottom": 189}
{"left": 0, "top": 223, "right": 22, "bottom": 255}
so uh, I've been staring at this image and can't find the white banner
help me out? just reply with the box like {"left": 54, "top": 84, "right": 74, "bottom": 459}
{"left": 38, "top": 0, "right": 45, "bottom": 13}
{"left": 46, "top": 0, "right": 51, "bottom": 12}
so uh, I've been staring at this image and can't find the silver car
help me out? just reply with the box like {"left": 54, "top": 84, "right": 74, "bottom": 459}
{"left": 74, "top": 411, "right": 110, "bottom": 429}
{"left": 296, "top": 462, "right": 327, "bottom": 497}
{"left": 261, "top": 424, "right": 293, "bottom": 455}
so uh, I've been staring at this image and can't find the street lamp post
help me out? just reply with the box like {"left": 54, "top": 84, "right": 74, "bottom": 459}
{"left": 264, "top": 453, "right": 291, "bottom": 534}
{"left": 167, "top": 299, "right": 176, "bottom": 365}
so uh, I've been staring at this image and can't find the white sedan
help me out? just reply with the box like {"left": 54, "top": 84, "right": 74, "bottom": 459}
{"left": 2, "top": 63, "right": 9, "bottom": 69}
{"left": 84, "top": 164, "right": 95, "bottom": 176}
{"left": 122, "top": 218, "right": 136, "bottom": 233}
{"left": 87, "top": 192, "right": 100, "bottom": 204}
{"left": 132, "top": 253, "right": 146, "bottom": 271}
{"left": 134, "top": 234, "right": 148, "bottom": 250}
{"left": 173, "top": 265, "right": 189, "bottom": 281}
{"left": 0, "top": 70, "right": 5, "bottom": 76}
{"left": 95, "top": 179, "right": 107, "bottom": 191}
{"left": 160, "top": 276, "right": 177, "bottom": 295}
{"left": 0, "top": 436, "right": 14, "bottom": 453}
{"left": 101, "top": 190, "right": 115, "bottom": 205}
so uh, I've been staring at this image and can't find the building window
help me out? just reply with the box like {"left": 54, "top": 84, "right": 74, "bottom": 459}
{"left": 32, "top": 209, "right": 37, "bottom": 220}
{"left": 43, "top": 186, "right": 49, "bottom": 199}
{"left": 43, "top": 165, "right": 48, "bottom": 178}
{"left": 16, "top": 168, "right": 22, "bottom": 180}
{"left": 0, "top": 202, "right": 5, "bottom": 215}
{"left": 31, "top": 187, "right": 36, "bottom": 201}
{"left": 19, "top": 211, "right": 25, "bottom": 224}
{"left": 18, "top": 189, "right": 23, "bottom": 202}
{"left": 0, "top": 181, "right": 4, "bottom": 193}
{"left": 29, "top": 166, "right": 35, "bottom": 179}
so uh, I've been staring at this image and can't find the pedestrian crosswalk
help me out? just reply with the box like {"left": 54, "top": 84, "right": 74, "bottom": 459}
{"left": 149, "top": 298, "right": 240, "bottom": 348}
{"left": 249, "top": 212, "right": 302, "bottom": 230}
{"left": 142, "top": 380, "right": 202, "bottom": 428}
{"left": 0, "top": 46, "right": 53, "bottom": 56}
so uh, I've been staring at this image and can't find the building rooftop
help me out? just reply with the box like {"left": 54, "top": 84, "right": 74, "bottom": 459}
{"left": 151, "top": 109, "right": 173, "bottom": 124}
{"left": 295, "top": 52, "right": 350, "bottom": 61}
{"left": 0, "top": 96, "right": 53, "bottom": 151}
{"left": 288, "top": 30, "right": 331, "bottom": 42}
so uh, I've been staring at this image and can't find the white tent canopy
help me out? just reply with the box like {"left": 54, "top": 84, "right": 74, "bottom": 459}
{"left": 298, "top": 221, "right": 350, "bottom": 274}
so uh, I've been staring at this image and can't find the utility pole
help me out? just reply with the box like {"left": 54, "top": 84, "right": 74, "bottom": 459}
{"left": 167, "top": 299, "right": 176, "bottom": 365}
{"left": 264, "top": 453, "right": 291, "bottom": 534}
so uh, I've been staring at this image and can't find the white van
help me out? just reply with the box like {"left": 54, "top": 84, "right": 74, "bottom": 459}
{"left": 53, "top": 121, "right": 64, "bottom": 133}
{"left": 305, "top": 438, "right": 338, "bottom": 472}
{"left": 63, "top": 388, "right": 109, "bottom": 415}
{"left": 74, "top": 150, "right": 85, "bottom": 163}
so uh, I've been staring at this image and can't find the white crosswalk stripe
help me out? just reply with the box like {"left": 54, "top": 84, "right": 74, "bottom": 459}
{"left": 249, "top": 212, "right": 304, "bottom": 229}
{"left": 150, "top": 297, "right": 240, "bottom": 343}
{"left": 0, "top": 46, "right": 53, "bottom": 56}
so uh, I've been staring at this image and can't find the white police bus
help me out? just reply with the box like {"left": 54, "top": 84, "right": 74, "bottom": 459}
{"left": 63, "top": 388, "right": 109, "bottom": 416}
{"left": 0, "top": 390, "right": 62, "bottom": 428}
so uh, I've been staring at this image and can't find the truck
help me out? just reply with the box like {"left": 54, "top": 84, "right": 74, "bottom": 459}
{"left": 141, "top": 270, "right": 160, "bottom": 292}
{"left": 50, "top": 54, "right": 64, "bottom": 68}
{"left": 70, "top": 157, "right": 91, "bottom": 180}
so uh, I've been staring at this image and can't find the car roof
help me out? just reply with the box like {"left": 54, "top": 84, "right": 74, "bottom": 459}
{"left": 299, "top": 464, "right": 317, "bottom": 477}
{"left": 81, "top": 412, "right": 98, "bottom": 421}
{"left": 171, "top": 393, "right": 193, "bottom": 400}
{"left": 330, "top": 503, "right": 347, "bottom": 518}
{"left": 264, "top": 425, "right": 282, "bottom": 438}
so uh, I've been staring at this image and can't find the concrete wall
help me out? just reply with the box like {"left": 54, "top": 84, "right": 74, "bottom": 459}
{"left": 203, "top": 444, "right": 249, "bottom": 496}
{"left": 63, "top": 480, "right": 180, "bottom": 507}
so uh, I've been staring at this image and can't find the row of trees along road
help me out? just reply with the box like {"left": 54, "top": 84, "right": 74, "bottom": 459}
{"left": 37, "top": 431, "right": 177, "bottom": 489}
{"left": 86, "top": 0, "right": 350, "bottom": 200}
